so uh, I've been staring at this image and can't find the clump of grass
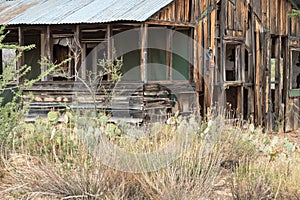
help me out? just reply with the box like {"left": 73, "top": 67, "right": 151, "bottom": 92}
{"left": 1, "top": 112, "right": 300, "bottom": 199}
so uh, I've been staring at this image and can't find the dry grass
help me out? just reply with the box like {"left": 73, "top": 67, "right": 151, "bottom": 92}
{"left": 0, "top": 115, "right": 300, "bottom": 199}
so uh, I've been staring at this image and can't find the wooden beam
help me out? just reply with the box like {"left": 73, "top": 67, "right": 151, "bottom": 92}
{"left": 40, "top": 28, "right": 46, "bottom": 81}
{"left": 74, "top": 25, "right": 81, "bottom": 81}
{"left": 265, "top": 34, "right": 271, "bottom": 131}
{"left": 107, "top": 24, "right": 112, "bottom": 60}
{"left": 250, "top": 0, "right": 257, "bottom": 125}
{"left": 194, "top": 25, "right": 201, "bottom": 115}
{"left": 166, "top": 29, "right": 172, "bottom": 80}
{"left": 255, "top": 29, "right": 263, "bottom": 126}
{"left": 81, "top": 43, "right": 87, "bottom": 80}
{"left": 18, "top": 26, "right": 24, "bottom": 83}
{"left": 46, "top": 26, "right": 51, "bottom": 61}
{"left": 274, "top": 37, "right": 280, "bottom": 124}
{"left": 284, "top": 36, "right": 292, "bottom": 132}
{"left": 220, "top": 0, "right": 227, "bottom": 109}
{"left": 294, "top": 98, "right": 299, "bottom": 130}
{"left": 140, "top": 23, "right": 148, "bottom": 83}
{"left": 146, "top": 20, "right": 195, "bottom": 27}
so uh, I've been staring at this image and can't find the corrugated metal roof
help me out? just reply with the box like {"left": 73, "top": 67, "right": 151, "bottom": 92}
{"left": 0, "top": 0, "right": 173, "bottom": 25}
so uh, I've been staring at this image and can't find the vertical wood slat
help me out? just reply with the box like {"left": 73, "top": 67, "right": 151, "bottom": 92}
{"left": 265, "top": 34, "right": 271, "bottom": 131}
{"left": 107, "top": 24, "right": 112, "bottom": 60}
{"left": 207, "top": 0, "right": 211, "bottom": 46}
{"left": 203, "top": 16, "right": 210, "bottom": 112}
{"left": 279, "top": 0, "right": 284, "bottom": 36}
{"left": 194, "top": 26, "right": 200, "bottom": 115}
{"left": 219, "top": 0, "right": 227, "bottom": 109}
{"left": 276, "top": 37, "right": 283, "bottom": 127}
{"left": 140, "top": 23, "right": 148, "bottom": 83}
{"left": 40, "top": 28, "right": 47, "bottom": 81}
{"left": 45, "top": 26, "right": 51, "bottom": 81}
{"left": 210, "top": 2, "right": 216, "bottom": 49}
{"left": 81, "top": 43, "right": 86, "bottom": 80}
{"left": 171, "top": 2, "right": 175, "bottom": 22}
{"left": 184, "top": 0, "right": 189, "bottom": 22}
{"left": 166, "top": 29, "right": 172, "bottom": 80}
{"left": 294, "top": 98, "right": 299, "bottom": 130}
{"left": 18, "top": 26, "right": 24, "bottom": 83}
{"left": 270, "top": 0, "right": 276, "bottom": 34}
{"left": 255, "top": 29, "right": 262, "bottom": 126}
{"left": 239, "top": 44, "right": 246, "bottom": 119}
{"left": 286, "top": 3, "right": 291, "bottom": 36}
{"left": 227, "top": 2, "right": 233, "bottom": 30}
{"left": 283, "top": 37, "right": 291, "bottom": 132}
{"left": 261, "top": 31, "right": 266, "bottom": 127}
{"left": 74, "top": 25, "right": 81, "bottom": 80}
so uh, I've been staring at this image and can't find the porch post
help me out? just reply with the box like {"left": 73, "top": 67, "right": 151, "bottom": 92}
{"left": 46, "top": 25, "right": 51, "bottom": 81}
{"left": 140, "top": 23, "right": 148, "bottom": 83}
{"left": 107, "top": 24, "right": 112, "bottom": 60}
{"left": 18, "top": 26, "right": 24, "bottom": 83}
{"left": 74, "top": 25, "right": 81, "bottom": 81}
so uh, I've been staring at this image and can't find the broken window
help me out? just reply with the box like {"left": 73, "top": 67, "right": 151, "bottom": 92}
{"left": 172, "top": 29, "right": 190, "bottom": 80}
{"left": 51, "top": 36, "right": 76, "bottom": 81}
{"left": 81, "top": 27, "right": 108, "bottom": 80}
{"left": 291, "top": 50, "right": 300, "bottom": 89}
{"left": 146, "top": 26, "right": 191, "bottom": 81}
{"left": 224, "top": 43, "right": 242, "bottom": 82}
{"left": 147, "top": 28, "right": 167, "bottom": 81}
{"left": 113, "top": 27, "right": 141, "bottom": 81}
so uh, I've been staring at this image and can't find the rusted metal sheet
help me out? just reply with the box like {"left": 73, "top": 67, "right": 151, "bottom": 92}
{"left": 0, "top": 0, "right": 173, "bottom": 25}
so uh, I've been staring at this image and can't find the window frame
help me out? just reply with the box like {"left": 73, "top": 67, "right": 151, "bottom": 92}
{"left": 289, "top": 47, "right": 300, "bottom": 97}
{"left": 222, "top": 40, "right": 244, "bottom": 84}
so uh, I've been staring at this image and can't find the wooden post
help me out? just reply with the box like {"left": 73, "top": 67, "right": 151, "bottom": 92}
{"left": 46, "top": 25, "right": 51, "bottom": 81}
{"left": 240, "top": 44, "right": 246, "bottom": 119}
{"left": 81, "top": 44, "right": 86, "bottom": 80}
{"left": 166, "top": 29, "right": 172, "bottom": 80}
{"left": 140, "top": 23, "right": 148, "bottom": 83}
{"left": 255, "top": 28, "right": 262, "bottom": 126}
{"left": 294, "top": 98, "right": 299, "bottom": 130}
{"left": 251, "top": 0, "right": 258, "bottom": 125}
{"left": 74, "top": 25, "right": 81, "bottom": 81}
{"left": 265, "top": 33, "right": 272, "bottom": 131}
{"left": 107, "top": 24, "right": 112, "bottom": 60}
{"left": 219, "top": 0, "right": 227, "bottom": 110}
{"left": 107, "top": 24, "right": 112, "bottom": 80}
{"left": 207, "top": 0, "right": 211, "bottom": 46}
{"left": 284, "top": 38, "right": 292, "bottom": 132}
{"left": 40, "top": 28, "right": 47, "bottom": 81}
{"left": 18, "top": 26, "right": 24, "bottom": 83}
{"left": 194, "top": 25, "right": 200, "bottom": 116}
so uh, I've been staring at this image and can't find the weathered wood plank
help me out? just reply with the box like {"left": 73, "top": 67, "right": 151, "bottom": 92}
{"left": 294, "top": 98, "right": 299, "bottom": 130}
{"left": 140, "top": 23, "right": 148, "bottom": 82}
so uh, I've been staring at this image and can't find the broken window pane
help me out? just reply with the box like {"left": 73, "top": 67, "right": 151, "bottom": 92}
{"left": 172, "top": 29, "right": 190, "bottom": 80}
{"left": 147, "top": 28, "right": 167, "bottom": 81}
{"left": 225, "top": 43, "right": 242, "bottom": 82}
{"left": 292, "top": 50, "right": 300, "bottom": 89}
{"left": 113, "top": 28, "right": 140, "bottom": 81}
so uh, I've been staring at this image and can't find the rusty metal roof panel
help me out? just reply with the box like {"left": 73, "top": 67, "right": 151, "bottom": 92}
{"left": 0, "top": 0, "right": 173, "bottom": 25}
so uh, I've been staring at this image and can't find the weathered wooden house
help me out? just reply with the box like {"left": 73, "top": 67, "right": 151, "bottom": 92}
{"left": 0, "top": 0, "right": 299, "bottom": 131}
